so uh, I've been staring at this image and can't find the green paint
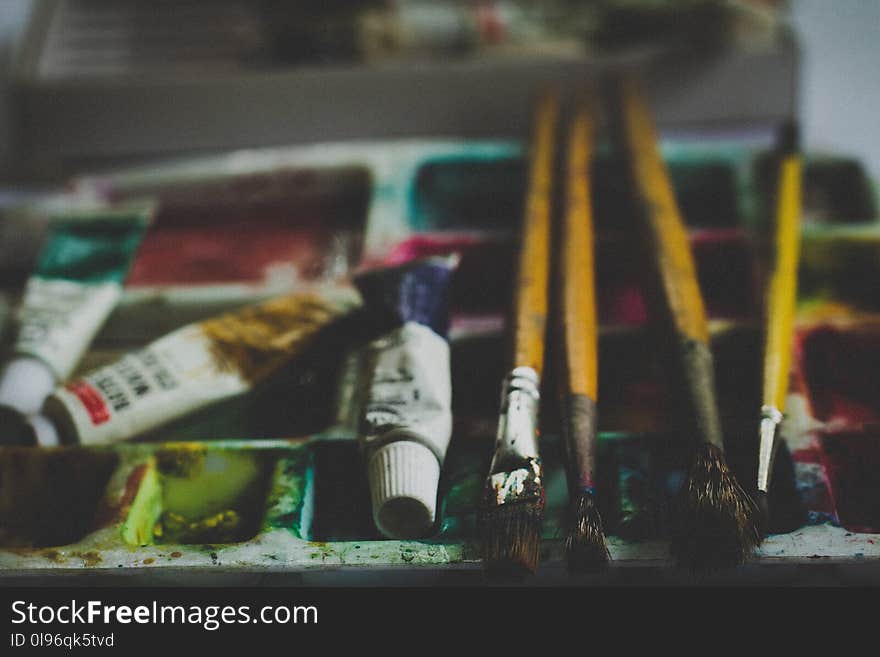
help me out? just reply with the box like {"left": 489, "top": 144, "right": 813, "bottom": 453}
{"left": 35, "top": 209, "right": 150, "bottom": 284}
{"left": 120, "top": 460, "right": 162, "bottom": 547}
{"left": 119, "top": 445, "right": 278, "bottom": 547}
{"left": 264, "top": 450, "right": 313, "bottom": 539}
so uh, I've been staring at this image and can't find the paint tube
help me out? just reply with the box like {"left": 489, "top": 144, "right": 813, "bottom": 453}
{"left": 353, "top": 254, "right": 458, "bottom": 539}
{"left": 25, "top": 286, "right": 362, "bottom": 447}
{"left": 0, "top": 208, "right": 151, "bottom": 417}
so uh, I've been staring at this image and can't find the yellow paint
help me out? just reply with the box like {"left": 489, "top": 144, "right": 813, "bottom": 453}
{"left": 513, "top": 90, "right": 559, "bottom": 374}
{"left": 620, "top": 77, "right": 709, "bottom": 344}
{"left": 120, "top": 459, "right": 162, "bottom": 547}
{"left": 763, "top": 155, "right": 802, "bottom": 410}
{"left": 200, "top": 289, "right": 359, "bottom": 382}
{"left": 562, "top": 98, "right": 598, "bottom": 399}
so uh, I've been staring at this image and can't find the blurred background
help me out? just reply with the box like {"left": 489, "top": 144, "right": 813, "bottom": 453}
{"left": 0, "top": 0, "right": 876, "bottom": 185}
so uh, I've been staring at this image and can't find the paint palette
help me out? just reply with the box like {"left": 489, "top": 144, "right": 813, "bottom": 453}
{"left": 2, "top": 139, "right": 880, "bottom": 584}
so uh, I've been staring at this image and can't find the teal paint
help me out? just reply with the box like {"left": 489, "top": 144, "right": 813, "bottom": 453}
{"left": 35, "top": 210, "right": 149, "bottom": 284}
{"left": 407, "top": 145, "right": 522, "bottom": 231}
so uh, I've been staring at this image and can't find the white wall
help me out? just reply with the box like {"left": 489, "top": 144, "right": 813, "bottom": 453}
{"left": 791, "top": 0, "right": 880, "bottom": 179}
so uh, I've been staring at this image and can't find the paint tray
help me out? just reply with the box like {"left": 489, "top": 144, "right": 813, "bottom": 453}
{"left": 2, "top": 139, "right": 880, "bottom": 584}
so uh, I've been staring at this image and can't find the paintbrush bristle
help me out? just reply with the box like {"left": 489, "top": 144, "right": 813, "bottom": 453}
{"left": 481, "top": 461, "right": 545, "bottom": 578}
{"left": 481, "top": 499, "right": 544, "bottom": 579}
{"left": 565, "top": 490, "right": 609, "bottom": 572}
{"left": 671, "top": 443, "right": 761, "bottom": 570}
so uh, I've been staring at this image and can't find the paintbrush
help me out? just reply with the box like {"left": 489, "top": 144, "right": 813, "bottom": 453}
{"left": 480, "top": 90, "right": 558, "bottom": 578}
{"left": 613, "top": 75, "right": 760, "bottom": 569}
{"left": 556, "top": 95, "right": 609, "bottom": 570}
{"left": 756, "top": 122, "right": 802, "bottom": 536}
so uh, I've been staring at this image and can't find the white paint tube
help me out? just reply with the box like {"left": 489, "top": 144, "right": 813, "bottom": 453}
{"left": 354, "top": 255, "right": 458, "bottom": 539}
{"left": 0, "top": 208, "right": 151, "bottom": 419}
{"left": 24, "top": 286, "right": 361, "bottom": 446}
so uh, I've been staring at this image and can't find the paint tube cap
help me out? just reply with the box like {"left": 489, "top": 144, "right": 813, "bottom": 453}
{"left": 27, "top": 414, "right": 60, "bottom": 448}
{"left": 0, "top": 356, "right": 57, "bottom": 415}
{"left": 368, "top": 440, "right": 440, "bottom": 539}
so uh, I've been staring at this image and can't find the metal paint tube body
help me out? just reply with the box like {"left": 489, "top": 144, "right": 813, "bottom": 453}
{"left": 0, "top": 210, "right": 150, "bottom": 415}
{"left": 35, "top": 287, "right": 361, "bottom": 446}
{"left": 354, "top": 256, "right": 457, "bottom": 539}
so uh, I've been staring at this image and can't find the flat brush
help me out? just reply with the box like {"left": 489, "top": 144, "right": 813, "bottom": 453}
{"left": 756, "top": 123, "right": 802, "bottom": 535}
{"left": 481, "top": 90, "right": 558, "bottom": 578}
{"left": 557, "top": 95, "right": 609, "bottom": 571}
{"left": 614, "top": 76, "right": 759, "bottom": 569}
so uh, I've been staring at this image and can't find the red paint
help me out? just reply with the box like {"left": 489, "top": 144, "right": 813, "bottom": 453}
{"left": 819, "top": 429, "right": 880, "bottom": 533}
{"left": 790, "top": 446, "right": 823, "bottom": 464}
{"left": 128, "top": 220, "right": 341, "bottom": 286}
{"left": 601, "top": 284, "right": 648, "bottom": 325}
{"left": 123, "top": 167, "right": 368, "bottom": 286}
{"left": 477, "top": 5, "right": 506, "bottom": 44}
{"left": 379, "top": 233, "right": 489, "bottom": 266}
{"left": 66, "top": 381, "right": 110, "bottom": 425}
{"left": 796, "top": 324, "right": 880, "bottom": 426}
{"left": 94, "top": 463, "right": 148, "bottom": 527}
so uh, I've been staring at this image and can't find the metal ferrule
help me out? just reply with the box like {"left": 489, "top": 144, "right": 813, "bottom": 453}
{"left": 757, "top": 405, "right": 783, "bottom": 493}
{"left": 490, "top": 367, "right": 541, "bottom": 473}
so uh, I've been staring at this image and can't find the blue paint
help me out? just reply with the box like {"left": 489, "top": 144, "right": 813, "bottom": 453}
{"left": 355, "top": 256, "right": 457, "bottom": 338}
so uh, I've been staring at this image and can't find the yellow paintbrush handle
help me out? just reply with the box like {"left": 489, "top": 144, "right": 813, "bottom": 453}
{"left": 562, "top": 98, "right": 598, "bottom": 400}
{"left": 619, "top": 77, "right": 709, "bottom": 345}
{"left": 762, "top": 155, "right": 803, "bottom": 411}
{"left": 512, "top": 90, "right": 559, "bottom": 375}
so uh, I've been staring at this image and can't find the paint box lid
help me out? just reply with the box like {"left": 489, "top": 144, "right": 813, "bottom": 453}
{"left": 367, "top": 440, "right": 440, "bottom": 540}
